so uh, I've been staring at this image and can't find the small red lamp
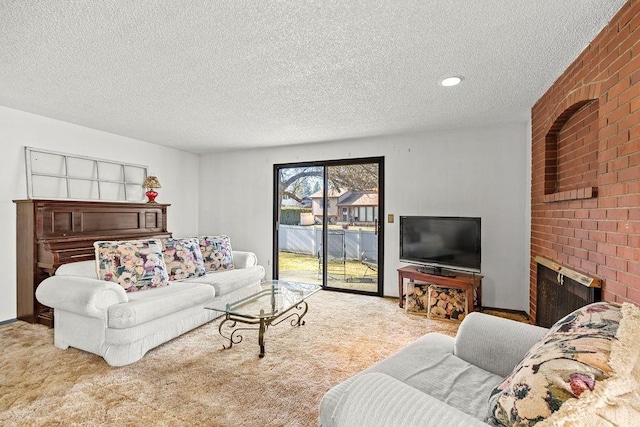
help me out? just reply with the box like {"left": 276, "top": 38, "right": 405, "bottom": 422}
{"left": 142, "top": 175, "right": 161, "bottom": 203}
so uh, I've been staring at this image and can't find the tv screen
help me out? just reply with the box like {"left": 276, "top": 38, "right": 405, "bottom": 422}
{"left": 400, "top": 216, "right": 481, "bottom": 274}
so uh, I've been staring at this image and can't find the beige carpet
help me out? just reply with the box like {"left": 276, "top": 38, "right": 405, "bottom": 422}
{"left": 0, "top": 291, "right": 458, "bottom": 427}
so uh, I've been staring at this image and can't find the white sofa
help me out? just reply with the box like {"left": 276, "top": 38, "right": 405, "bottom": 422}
{"left": 319, "top": 312, "right": 547, "bottom": 426}
{"left": 319, "top": 302, "right": 640, "bottom": 426}
{"left": 36, "top": 251, "right": 265, "bottom": 367}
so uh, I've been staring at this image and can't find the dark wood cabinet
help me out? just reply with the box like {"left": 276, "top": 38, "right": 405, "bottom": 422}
{"left": 14, "top": 199, "right": 171, "bottom": 326}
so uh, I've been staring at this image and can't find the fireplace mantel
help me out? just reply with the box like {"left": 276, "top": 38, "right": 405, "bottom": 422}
{"left": 534, "top": 256, "right": 601, "bottom": 288}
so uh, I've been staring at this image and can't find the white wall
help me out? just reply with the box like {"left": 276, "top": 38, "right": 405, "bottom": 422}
{"left": 198, "top": 124, "right": 531, "bottom": 311}
{"left": 0, "top": 107, "right": 530, "bottom": 321}
{"left": 0, "top": 106, "right": 200, "bottom": 322}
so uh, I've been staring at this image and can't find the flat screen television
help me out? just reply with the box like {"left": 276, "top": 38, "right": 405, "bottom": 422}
{"left": 399, "top": 216, "right": 481, "bottom": 275}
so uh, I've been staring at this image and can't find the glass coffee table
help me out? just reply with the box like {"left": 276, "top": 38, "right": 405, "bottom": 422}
{"left": 205, "top": 280, "right": 321, "bottom": 358}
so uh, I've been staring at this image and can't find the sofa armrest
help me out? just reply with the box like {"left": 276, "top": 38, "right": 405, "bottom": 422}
{"left": 454, "top": 312, "right": 548, "bottom": 377}
{"left": 232, "top": 251, "right": 258, "bottom": 269}
{"left": 322, "top": 372, "right": 488, "bottom": 427}
{"left": 35, "top": 276, "right": 128, "bottom": 319}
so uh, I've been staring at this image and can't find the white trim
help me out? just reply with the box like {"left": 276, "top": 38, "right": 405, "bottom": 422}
{"left": 25, "top": 146, "right": 148, "bottom": 202}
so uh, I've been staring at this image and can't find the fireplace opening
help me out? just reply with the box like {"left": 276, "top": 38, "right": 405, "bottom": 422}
{"left": 535, "top": 256, "right": 601, "bottom": 328}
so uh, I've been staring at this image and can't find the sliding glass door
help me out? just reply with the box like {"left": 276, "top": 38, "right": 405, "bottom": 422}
{"left": 273, "top": 157, "right": 383, "bottom": 296}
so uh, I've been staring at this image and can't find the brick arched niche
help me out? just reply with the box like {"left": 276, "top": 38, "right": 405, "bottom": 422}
{"left": 543, "top": 84, "right": 600, "bottom": 202}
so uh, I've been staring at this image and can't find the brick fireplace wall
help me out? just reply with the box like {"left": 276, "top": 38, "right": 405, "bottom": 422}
{"left": 530, "top": 0, "right": 640, "bottom": 323}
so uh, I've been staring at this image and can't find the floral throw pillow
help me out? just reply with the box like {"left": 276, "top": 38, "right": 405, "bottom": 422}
{"left": 537, "top": 303, "right": 640, "bottom": 427}
{"left": 94, "top": 239, "right": 169, "bottom": 292}
{"left": 488, "top": 302, "right": 622, "bottom": 426}
{"left": 162, "top": 238, "right": 206, "bottom": 281}
{"left": 199, "top": 235, "right": 235, "bottom": 271}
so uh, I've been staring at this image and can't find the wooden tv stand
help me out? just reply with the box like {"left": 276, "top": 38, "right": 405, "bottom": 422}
{"left": 397, "top": 266, "right": 482, "bottom": 314}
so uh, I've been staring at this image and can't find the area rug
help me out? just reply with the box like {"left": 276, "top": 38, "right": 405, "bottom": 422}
{"left": 0, "top": 291, "right": 458, "bottom": 427}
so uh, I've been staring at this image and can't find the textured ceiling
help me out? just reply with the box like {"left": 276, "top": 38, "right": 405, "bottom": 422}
{"left": 0, "top": 1, "right": 627, "bottom": 154}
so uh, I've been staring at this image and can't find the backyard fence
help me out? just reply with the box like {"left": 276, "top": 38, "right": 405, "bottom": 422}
{"left": 278, "top": 224, "right": 377, "bottom": 261}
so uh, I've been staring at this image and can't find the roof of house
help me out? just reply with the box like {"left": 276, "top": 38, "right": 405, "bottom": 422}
{"left": 309, "top": 189, "right": 348, "bottom": 199}
{"left": 337, "top": 191, "right": 379, "bottom": 207}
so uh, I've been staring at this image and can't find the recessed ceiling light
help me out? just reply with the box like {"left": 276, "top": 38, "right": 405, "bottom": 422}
{"left": 440, "top": 76, "right": 464, "bottom": 87}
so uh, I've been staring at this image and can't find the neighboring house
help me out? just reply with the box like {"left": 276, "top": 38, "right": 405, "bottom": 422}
{"left": 337, "top": 191, "right": 379, "bottom": 225}
{"left": 310, "top": 189, "right": 379, "bottom": 225}
{"left": 309, "top": 189, "right": 347, "bottom": 224}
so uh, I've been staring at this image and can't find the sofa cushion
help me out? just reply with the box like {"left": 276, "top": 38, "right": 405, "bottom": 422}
{"left": 454, "top": 312, "right": 548, "bottom": 378}
{"left": 107, "top": 282, "right": 215, "bottom": 329}
{"left": 199, "top": 235, "right": 234, "bottom": 271}
{"left": 370, "top": 333, "right": 504, "bottom": 420}
{"left": 489, "top": 301, "right": 623, "bottom": 426}
{"left": 321, "top": 333, "right": 504, "bottom": 424}
{"left": 162, "top": 237, "right": 206, "bottom": 281}
{"left": 330, "top": 373, "right": 490, "bottom": 427}
{"left": 95, "top": 239, "right": 169, "bottom": 292}
{"left": 184, "top": 265, "right": 265, "bottom": 296}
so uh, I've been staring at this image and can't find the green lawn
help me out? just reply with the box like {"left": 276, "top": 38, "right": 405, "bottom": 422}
{"left": 278, "top": 251, "right": 376, "bottom": 278}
